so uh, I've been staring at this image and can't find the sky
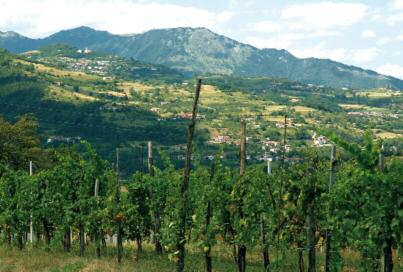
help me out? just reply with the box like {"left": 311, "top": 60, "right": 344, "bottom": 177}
{"left": 0, "top": 0, "right": 402, "bottom": 79}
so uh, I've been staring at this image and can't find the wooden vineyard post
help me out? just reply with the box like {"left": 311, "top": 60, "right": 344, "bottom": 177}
{"left": 325, "top": 145, "right": 336, "bottom": 272}
{"left": 379, "top": 145, "right": 393, "bottom": 272}
{"left": 94, "top": 178, "right": 101, "bottom": 258}
{"left": 29, "top": 161, "right": 34, "bottom": 244}
{"left": 261, "top": 154, "right": 270, "bottom": 270}
{"left": 306, "top": 142, "right": 319, "bottom": 272}
{"left": 116, "top": 148, "right": 123, "bottom": 263}
{"left": 307, "top": 201, "right": 316, "bottom": 272}
{"left": 280, "top": 115, "right": 288, "bottom": 201}
{"left": 148, "top": 141, "right": 154, "bottom": 176}
{"left": 149, "top": 141, "right": 163, "bottom": 254}
{"left": 237, "top": 120, "right": 247, "bottom": 272}
{"left": 276, "top": 115, "right": 287, "bottom": 268}
{"left": 204, "top": 160, "right": 215, "bottom": 272}
{"left": 177, "top": 78, "right": 202, "bottom": 272}
{"left": 140, "top": 143, "right": 145, "bottom": 173}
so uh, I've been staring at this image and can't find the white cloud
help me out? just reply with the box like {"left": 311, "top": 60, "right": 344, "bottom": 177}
{"left": 290, "top": 42, "right": 348, "bottom": 62}
{"left": 245, "top": 29, "right": 339, "bottom": 49}
{"left": 290, "top": 44, "right": 380, "bottom": 65}
{"left": 377, "top": 37, "right": 392, "bottom": 45}
{"left": 398, "top": 34, "right": 403, "bottom": 40}
{"left": 377, "top": 63, "right": 403, "bottom": 79}
{"left": 0, "top": 0, "right": 234, "bottom": 38}
{"left": 352, "top": 47, "right": 379, "bottom": 63}
{"left": 246, "top": 21, "right": 283, "bottom": 33}
{"left": 281, "top": 2, "right": 367, "bottom": 30}
{"left": 387, "top": 12, "right": 403, "bottom": 25}
{"left": 391, "top": 0, "right": 403, "bottom": 10}
{"left": 245, "top": 1, "right": 365, "bottom": 50}
{"left": 245, "top": 36, "right": 293, "bottom": 49}
{"left": 371, "top": 13, "right": 385, "bottom": 22}
{"left": 361, "top": 29, "right": 376, "bottom": 38}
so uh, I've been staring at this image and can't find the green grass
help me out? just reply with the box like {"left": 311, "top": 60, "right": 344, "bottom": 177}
{"left": 2, "top": 241, "right": 397, "bottom": 272}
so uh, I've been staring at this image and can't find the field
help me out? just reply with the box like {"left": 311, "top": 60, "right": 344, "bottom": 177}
{"left": 2, "top": 242, "right": 396, "bottom": 272}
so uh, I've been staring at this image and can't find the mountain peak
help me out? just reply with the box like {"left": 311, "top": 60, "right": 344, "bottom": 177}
{"left": 51, "top": 26, "right": 103, "bottom": 36}
{"left": 0, "top": 31, "right": 22, "bottom": 38}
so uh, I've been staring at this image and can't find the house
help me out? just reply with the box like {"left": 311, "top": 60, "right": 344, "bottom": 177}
{"left": 212, "top": 135, "right": 231, "bottom": 144}
{"left": 312, "top": 133, "right": 328, "bottom": 146}
{"left": 177, "top": 112, "right": 205, "bottom": 120}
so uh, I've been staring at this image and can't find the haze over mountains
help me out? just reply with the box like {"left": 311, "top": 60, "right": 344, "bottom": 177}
{"left": 1, "top": 26, "right": 402, "bottom": 90}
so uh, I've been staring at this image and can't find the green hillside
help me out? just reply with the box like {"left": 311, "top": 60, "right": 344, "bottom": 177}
{"left": 0, "top": 49, "right": 190, "bottom": 172}
{"left": 0, "top": 48, "right": 402, "bottom": 173}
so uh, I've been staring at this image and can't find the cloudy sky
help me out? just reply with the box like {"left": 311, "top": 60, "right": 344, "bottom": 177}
{"left": 1, "top": 0, "right": 403, "bottom": 79}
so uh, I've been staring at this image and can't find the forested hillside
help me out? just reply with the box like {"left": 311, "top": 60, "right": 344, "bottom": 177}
{"left": 0, "top": 49, "right": 191, "bottom": 172}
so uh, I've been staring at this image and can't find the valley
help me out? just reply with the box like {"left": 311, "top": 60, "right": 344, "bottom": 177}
{"left": 0, "top": 45, "right": 401, "bottom": 175}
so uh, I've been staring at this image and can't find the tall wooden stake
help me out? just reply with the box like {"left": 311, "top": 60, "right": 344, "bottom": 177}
{"left": 177, "top": 79, "right": 202, "bottom": 272}
{"left": 261, "top": 154, "right": 270, "bottom": 270}
{"left": 204, "top": 160, "right": 216, "bottom": 272}
{"left": 276, "top": 115, "right": 287, "bottom": 267}
{"left": 281, "top": 115, "right": 287, "bottom": 170}
{"left": 116, "top": 148, "right": 123, "bottom": 263}
{"left": 148, "top": 141, "right": 154, "bottom": 176}
{"left": 29, "top": 161, "right": 34, "bottom": 243}
{"left": 325, "top": 145, "right": 336, "bottom": 272}
{"left": 94, "top": 178, "right": 101, "bottom": 258}
{"left": 149, "top": 141, "right": 163, "bottom": 254}
{"left": 307, "top": 202, "right": 316, "bottom": 272}
{"left": 240, "top": 121, "right": 246, "bottom": 176}
{"left": 379, "top": 145, "right": 393, "bottom": 272}
{"left": 140, "top": 143, "right": 145, "bottom": 173}
{"left": 237, "top": 121, "right": 247, "bottom": 272}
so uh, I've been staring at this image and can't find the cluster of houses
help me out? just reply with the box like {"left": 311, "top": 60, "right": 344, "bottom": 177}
{"left": 347, "top": 111, "right": 399, "bottom": 118}
{"left": 176, "top": 112, "right": 205, "bottom": 120}
{"left": 46, "top": 136, "right": 82, "bottom": 145}
{"left": 76, "top": 48, "right": 92, "bottom": 54}
{"left": 67, "top": 58, "right": 111, "bottom": 76}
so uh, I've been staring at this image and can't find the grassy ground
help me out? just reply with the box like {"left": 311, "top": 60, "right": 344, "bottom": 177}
{"left": 2, "top": 241, "right": 400, "bottom": 272}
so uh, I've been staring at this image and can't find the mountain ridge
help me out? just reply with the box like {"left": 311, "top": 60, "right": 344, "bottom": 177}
{"left": 1, "top": 26, "right": 402, "bottom": 89}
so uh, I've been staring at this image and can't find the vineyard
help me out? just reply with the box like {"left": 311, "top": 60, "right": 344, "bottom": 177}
{"left": 0, "top": 80, "right": 402, "bottom": 272}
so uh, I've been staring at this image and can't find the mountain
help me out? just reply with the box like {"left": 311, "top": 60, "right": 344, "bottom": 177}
{"left": 24, "top": 43, "right": 183, "bottom": 83}
{"left": 1, "top": 26, "right": 402, "bottom": 89}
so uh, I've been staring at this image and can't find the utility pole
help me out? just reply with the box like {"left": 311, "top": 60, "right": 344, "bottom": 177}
{"left": 325, "top": 145, "right": 336, "bottom": 272}
{"left": 116, "top": 148, "right": 123, "bottom": 263}
{"left": 177, "top": 79, "right": 202, "bottom": 272}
